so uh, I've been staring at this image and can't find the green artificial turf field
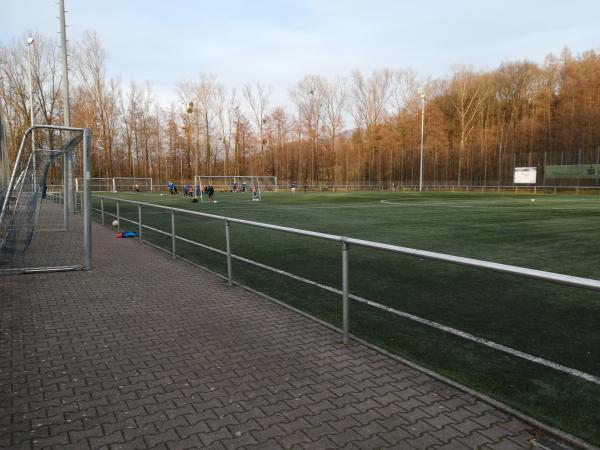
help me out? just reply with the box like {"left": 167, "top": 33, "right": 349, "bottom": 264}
{"left": 92, "top": 191, "right": 600, "bottom": 444}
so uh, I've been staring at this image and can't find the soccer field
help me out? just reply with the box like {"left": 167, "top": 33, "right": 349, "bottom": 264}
{"left": 92, "top": 191, "right": 600, "bottom": 444}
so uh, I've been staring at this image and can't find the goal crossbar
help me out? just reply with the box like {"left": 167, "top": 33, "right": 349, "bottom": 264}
{"left": 75, "top": 177, "right": 153, "bottom": 192}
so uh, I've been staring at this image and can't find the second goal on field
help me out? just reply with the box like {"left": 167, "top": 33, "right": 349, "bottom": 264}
{"left": 194, "top": 175, "right": 277, "bottom": 201}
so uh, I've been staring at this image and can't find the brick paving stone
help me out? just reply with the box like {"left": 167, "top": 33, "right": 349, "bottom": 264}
{"left": 407, "top": 432, "right": 444, "bottom": 449}
{"left": 329, "top": 429, "right": 365, "bottom": 447}
{"left": 0, "top": 221, "right": 547, "bottom": 450}
{"left": 432, "top": 438, "right": 473, "bottom": 450}
{"left": 175, "top": 420, "right": 210, "bottom": 439}
{"left": 451, "top": 418, "right": 486, "bottom": 435}
{"left": 244, "top": 438, "right": 284, "bottom": 450}
{"left": 219, "top": 430, "right": 259, "bottom": 449}
{"left": 483, "top": 437, "right": 531, "bottom": 450}
{"left": 456, "top": 431, "right": 496, "bottom": 449}
{"left": 165, "top": 434, "right": 203, "bottom": 450}
{"left": 425, "top": 412, "right": 457, "bottom": 430}
{"left": 425, "top": 424, "right": 467, "bottom": 444}
{"left": 300, "top": 436, "right": 337, "bottom": 450}
{"left": 353, "top": 434, "right": 391, "bottom": 449}
{"left": 379, "top": 427, "right": 414, "bottom": 445}
{"left": 251, "top": 424, "right": 287, "bottom": 443}
{"left": 88, "top": 430, "right": 126, "bottom": 448}
{"left": 479, "top": 423, "right": 518, "bottom": 443}
{"left": 277, "top": 429, "right": 312, "bottom": 449}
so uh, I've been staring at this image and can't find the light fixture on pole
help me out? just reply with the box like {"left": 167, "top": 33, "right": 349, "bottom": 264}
{"left": 419, "top": 93, "right": 425, "bottom": 192}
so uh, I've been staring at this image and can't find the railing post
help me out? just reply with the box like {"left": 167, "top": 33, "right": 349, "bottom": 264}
{"left": 225, "top": 220, "right": 232, "bottom": 286}
{"left": 341, "top": 239, "right": 349, "bottom": 344}
{"left": 138, "top": 204, "right": 143, "bottom": 244}
{"left": 100, "top": 198, "right": 105, "bottom": 225}
{"left": 116, "top": 200, "right": 120, "bottom": 231}
{"left": 171, "top": 209, "right": 176, "bottom": 258}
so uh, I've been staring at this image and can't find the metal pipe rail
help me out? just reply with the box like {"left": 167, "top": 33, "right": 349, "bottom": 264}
{"left": 96, "top": 195, "right": 600, "bottom": 291}
{"left": 94, "top": 195, "right": 600, "bottom": 385}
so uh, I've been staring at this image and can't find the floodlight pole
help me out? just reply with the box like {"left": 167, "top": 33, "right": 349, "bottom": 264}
{"left": 26, "top": 37, "right": 36, "bottom": 191}
{"left": 419, "top": 94, "right": 425, "bottom": 192}
{"left": 59, "top": 0, "right": 74, "bottom": 220}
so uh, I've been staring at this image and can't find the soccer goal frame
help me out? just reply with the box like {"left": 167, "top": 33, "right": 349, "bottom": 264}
{"left": 75, "top": 177, "right": 153, "bottom": 192}
{"left": 0, "top": 125, "right": 92, "bottom": 274}
{"left": 194, "top": 175, "right": 277, "bottom": 202}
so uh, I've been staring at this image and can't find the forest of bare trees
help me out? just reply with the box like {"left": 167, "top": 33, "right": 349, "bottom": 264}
{"left": 2, "top": 31, "right": 600, "bottom": 187}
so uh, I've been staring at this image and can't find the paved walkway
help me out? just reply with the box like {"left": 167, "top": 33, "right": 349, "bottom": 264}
{"left": 0, "top": 222, "right": 538, "bottom": 449}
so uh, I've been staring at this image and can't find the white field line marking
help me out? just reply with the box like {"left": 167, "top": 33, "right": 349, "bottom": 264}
{"left": 210, "top": 204, "right": 385, "bottom": 212}
{"left": 379, "top": 199, "right": 600, "bottom": 209}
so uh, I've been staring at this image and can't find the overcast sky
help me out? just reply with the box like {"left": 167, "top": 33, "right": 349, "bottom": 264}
{"left": 1, "top": 0, "right": 599, "bottom": 107}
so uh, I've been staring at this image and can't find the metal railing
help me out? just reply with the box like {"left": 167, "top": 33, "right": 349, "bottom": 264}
{"left": 93, "top": 194, "right": 600, "bottom": 386}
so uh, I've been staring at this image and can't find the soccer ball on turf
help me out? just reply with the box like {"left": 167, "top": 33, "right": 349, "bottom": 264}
{"left": 160, "top": 193, "right": 164, "bottom": 196}
{"left": 213, "top": 200, "right": 218, "bottom": 203}
{"left": 112, "top": 220, "right": 119, "bottom": 227}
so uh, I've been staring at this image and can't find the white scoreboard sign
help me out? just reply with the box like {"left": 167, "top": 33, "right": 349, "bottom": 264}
{"left": 514, "top": 167, "right": 537, "bottom": 184}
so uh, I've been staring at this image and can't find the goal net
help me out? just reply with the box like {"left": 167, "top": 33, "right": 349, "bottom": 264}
{"left": 75, "top": 177, "right": 153, "bottom": 192}
{"left": 194, "top": 175, "right": 277, "bottom": 201}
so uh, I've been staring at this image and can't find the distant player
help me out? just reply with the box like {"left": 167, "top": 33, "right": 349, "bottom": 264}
{"left": 303, "top": 182, "right": 309, "bottom": 193}
{"left": 290, "top": 183, "right": 296, "bottom": 192}
{"left": 135, "top": 183, "right": 140, "bottom": 192}
{"left": 252, "top": 186, "right": 259, "bottom": 201}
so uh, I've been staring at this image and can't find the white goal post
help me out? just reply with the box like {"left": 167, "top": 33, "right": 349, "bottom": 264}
{"left": 75, "top": 177, "right": 153, "bottom": 192}
{"left": 194, "top": 175, "right": 277, "bottom": 201}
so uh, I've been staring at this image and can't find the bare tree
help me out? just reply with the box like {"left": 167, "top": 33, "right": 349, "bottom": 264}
{"left": 74, "top": 31, "right": 121, "bottom": 177}
{"left": 321, "top": 77, "right": 346, "bottom": 184}
{"left": 290, "top": 75, "right": 324, "bottom": 183}
{"left": 216, "top": 87, "right": 237, "bottom": 176}
{"left": 243, "top": 82, "right": 272, "bottom": 175}
{"left": 0, "top": 33, "right": 63, "bottom": 155}
{"left": 191, "top": 74, "right": 218, "bottom": 176}
{"left": 268, "top": 106, "right": 289, "bottom": 180}
{"left": 350, "top": 69, "right": 393, "bottom": 184}
{"left": 176, "top": 80, "right": 195, "bottom": 179}
{"left": 448, "top": 66, "right": 489, "bottom": 185}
